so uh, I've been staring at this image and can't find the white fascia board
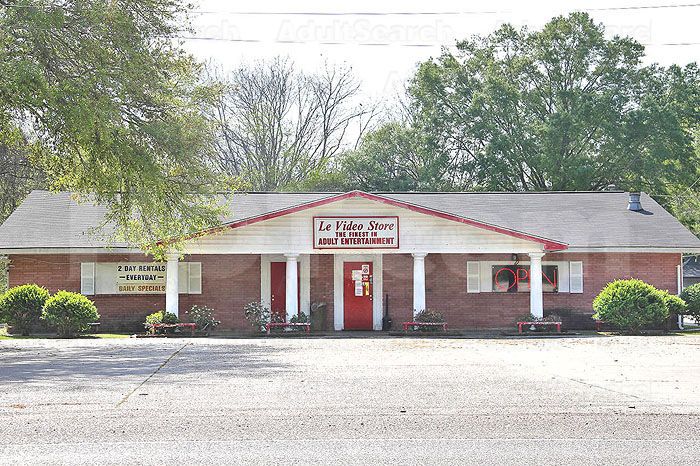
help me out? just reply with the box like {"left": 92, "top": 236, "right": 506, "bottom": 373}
{"left": 0, "top": 247, "right": 142, "bottom": 254}
{"left": 564, "top": 247, "right": 700, "bottom": 253}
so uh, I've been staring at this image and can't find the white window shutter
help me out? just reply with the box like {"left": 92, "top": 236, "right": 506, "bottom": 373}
{"left": 178, "top": 263, "right": 188, "bottom": 293}
{"left": 188, "top": 263, "right": 202, "bottom": 294}
{"left": 467, "top": 261, "right": 480, "bottom": 293}
{"left": 80, "top": 263, "right": 95, "bottom": 295}
{"left": 569, "top": 261, "right": 583, "bottom": 294}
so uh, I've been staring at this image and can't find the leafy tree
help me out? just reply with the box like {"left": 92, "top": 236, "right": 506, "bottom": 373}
{"left": 0, "top": 0, "right": 228, "bottom": 255}
{"left": 337, "top": 122, "right": 460, "bottom": 191}
{"left": 354, "top": 12, "right": 700, "bottom": 198}
{"left": 0, "top": 284, "right": 50, "bottom": 335}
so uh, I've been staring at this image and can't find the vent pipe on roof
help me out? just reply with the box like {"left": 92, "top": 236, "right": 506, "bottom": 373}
{"left": 628, "top": 192, "right": 642, "bottom": 211}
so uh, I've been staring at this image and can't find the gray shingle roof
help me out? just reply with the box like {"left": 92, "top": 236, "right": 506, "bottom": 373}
{"left": 1, "top": 190, "right": 699, "bottom": 251}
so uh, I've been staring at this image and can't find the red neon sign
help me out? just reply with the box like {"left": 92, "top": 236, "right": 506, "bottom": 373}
{"left": 494, "top": 266, "right": 558, "bottom": 291}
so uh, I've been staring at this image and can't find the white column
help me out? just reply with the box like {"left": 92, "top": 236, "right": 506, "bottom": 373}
{"left": 529, "top": 252, "right": 545, "bottom": 319}
{"left": 412, "top": 253, "right": 427, "bottom": 317}
{"left": 285, "top": 254, "right": 299, "bottom": 322}
{"left": 165, "top": 252, "right": 179, "bottom": 317}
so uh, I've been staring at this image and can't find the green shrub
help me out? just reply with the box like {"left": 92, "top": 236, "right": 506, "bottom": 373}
{"left": 290, "top": 312, "right": 309, "bottom": 324}
{"left": 659, "top": 291, "right": 687, "bottom": 316}
{"left": 243, "top": 301, "right": 271, "bottom": 332}
{"left": 185, "top": 305, "right": 220, "bottom": 331}
{"left": 0, "top": 284, "right": 50, "bottom": 335}
{"left": 414, "top": 309, "right": 445, "bottom": 323}
{"left": 41, "top": 291, "right": 99, "bottom": 338}
{"left": 592, "top": 279, "right": 669, "bottom": 334}
{"left": 680, "top": 283, "right": 700, "bottom": 320}
{"left": 412, "top": 309, "right": 445, "bottom": 332}
{"left": 145, "top": 310, "right": 179, "bottom": 325}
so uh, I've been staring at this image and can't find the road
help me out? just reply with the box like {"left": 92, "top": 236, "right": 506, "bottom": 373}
{"left": 1, "top": 335, "right": 699, "bottom": 465}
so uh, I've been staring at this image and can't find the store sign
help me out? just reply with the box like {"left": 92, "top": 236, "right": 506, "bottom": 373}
{"left": 313, "top": 216, "right": 399, "bottom": 249}
{"left": 115, "top": 262, "right": 167, "bottom": 294}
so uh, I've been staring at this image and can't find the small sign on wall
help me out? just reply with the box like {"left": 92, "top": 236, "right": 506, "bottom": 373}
{"left": 313, "top": 216, "right": 399, "bottom": 249}
{"left": 354, "top": 280, "right": 363, "bottom": 296}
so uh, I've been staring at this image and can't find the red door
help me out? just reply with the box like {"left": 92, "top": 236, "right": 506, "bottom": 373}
{"left": 270, "top": 262, "right": 300, "bottom": 320}
{"left": 343, "top": 262, "right": 373, "bottom": 330}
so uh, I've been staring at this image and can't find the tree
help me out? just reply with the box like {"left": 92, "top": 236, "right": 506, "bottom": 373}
{"left": 0, "top": 131, "right": 44, "bottom": 224}
{"left": 363, "top": 12, "right": 700, "bottom": 195}
{"left": 0, "top": 0, "right": 228, "bottom": 255}
{"left": 208, "top": 58, "right": 376, "bottom": 191}
{"left": 338, "top": 122, "right": 459, "bottom": 191}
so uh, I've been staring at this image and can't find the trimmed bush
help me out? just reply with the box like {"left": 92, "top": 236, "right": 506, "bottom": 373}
{"left": 0, "top": 284, "right": 50, "bottom": 335}
{"left": 680, "top": 283, "right": 700, "bottom": 320}
{"left": 592, "top": 279, "right": 669, "bottom": 333}
{"left": 41, "top": 291, "right": 99, "bottom": 338}
{"left": 659, "top": 291, "right": 688, "bottom": 317}
{"left": 145, "top": 310, "right": 179, "bottom": 325}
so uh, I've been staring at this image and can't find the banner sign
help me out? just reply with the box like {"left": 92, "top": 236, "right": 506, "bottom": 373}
{"left": 313, "top": 216, "right": 399, "bottom": 249}
{"left": 115, "top": 262, "right": 167, "bottom": 294}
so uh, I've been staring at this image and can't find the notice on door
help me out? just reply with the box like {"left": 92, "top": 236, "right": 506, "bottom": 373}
{"left": 313, "top": 216, "right": 399, "bottom": 249}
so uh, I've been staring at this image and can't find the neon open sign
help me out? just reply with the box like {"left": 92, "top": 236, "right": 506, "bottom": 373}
{"left": 493, "top": 266, "right": 558, "bottom": 291}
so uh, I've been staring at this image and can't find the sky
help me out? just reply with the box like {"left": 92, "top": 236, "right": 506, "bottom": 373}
{"left": 183, "top": 0, "right": 700, "bottom": 103}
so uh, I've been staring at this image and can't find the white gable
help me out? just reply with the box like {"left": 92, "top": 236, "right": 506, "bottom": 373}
{"left": 184, "top": 197, "right": 545, "bottom": 254}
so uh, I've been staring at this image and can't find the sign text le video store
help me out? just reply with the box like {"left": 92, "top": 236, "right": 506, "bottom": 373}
{"left": 313, "top": 216, "right": 399, "bottom": 249}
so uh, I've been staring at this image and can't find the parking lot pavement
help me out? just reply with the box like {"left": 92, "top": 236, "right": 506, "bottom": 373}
{"left": 1, "top": 335, "right": 699, "bottom": 465}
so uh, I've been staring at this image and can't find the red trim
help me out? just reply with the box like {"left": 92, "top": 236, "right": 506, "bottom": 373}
{"left": 168, "top": 191, "right": 568, "bottom": 251}
{"left": 312, "top": 216, "right": 399, "bottom": 250}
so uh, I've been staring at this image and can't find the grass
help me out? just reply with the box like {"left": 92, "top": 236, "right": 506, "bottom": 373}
{"left": 0, "top": 332, "right": 131, "bottom": 340}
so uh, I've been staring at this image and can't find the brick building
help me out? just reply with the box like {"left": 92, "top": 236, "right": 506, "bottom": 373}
{"left": 1, "top": 190, "right": 699, "bottom": 332}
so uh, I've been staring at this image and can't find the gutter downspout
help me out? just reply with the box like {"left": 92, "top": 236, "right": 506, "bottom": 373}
{"left": 677, "top": 261, "right": 684, "bottom": 330}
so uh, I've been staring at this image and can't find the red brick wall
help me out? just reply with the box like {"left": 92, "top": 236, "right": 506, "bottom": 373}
{"left": 8, "top": 251, "right": 681, "bottom": 332}
{"left": 383, "top": 254, "right": 414, "bottom": 325}
{"left": 8, "top": 254, "right": 261, "bottom": 332}
{"left": 421, "top": 252, "right": 681, "bottom": 329}
{"left": 181, "top": 254, "right": 261, "bottom": 332}
{"left": 310, "top": 255, "right": 334, "bottom": 330}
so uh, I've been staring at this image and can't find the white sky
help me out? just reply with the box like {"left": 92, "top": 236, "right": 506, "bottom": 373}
{"left": 184, "top": 0, "right": 700, "bottom": 104}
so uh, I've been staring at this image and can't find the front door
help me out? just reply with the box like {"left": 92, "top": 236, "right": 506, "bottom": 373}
{"left": 343, "top": 261, "right": 373, "bottom": 330}
{"left": 270, "top": 262, "right": 300, "bottom": 320}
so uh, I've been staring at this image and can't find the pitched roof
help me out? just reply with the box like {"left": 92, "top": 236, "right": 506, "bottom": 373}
{"left": 1, "top": 190, "right": 699, "bottom": 251}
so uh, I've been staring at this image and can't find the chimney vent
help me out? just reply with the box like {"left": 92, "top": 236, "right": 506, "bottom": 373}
{"left": 628, "top": 192, "right": 642, "bottom": 211}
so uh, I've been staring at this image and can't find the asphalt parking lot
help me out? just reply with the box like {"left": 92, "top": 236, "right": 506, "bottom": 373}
{"left": 1, "top": 335, "right": 699, "bottom": 465}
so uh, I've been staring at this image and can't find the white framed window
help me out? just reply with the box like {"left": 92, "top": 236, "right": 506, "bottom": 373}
{"left": 80, "top": 262, "right": 95, "bottom": 295}
{"left": 188, "top": 262, "right": 202, "bottom": 294}
{"left": 177, "top": 262, "right": 202, "bottom": 294}
{"left": 467, "top": 261, "right": 480, "bottom": 293}
{"left": 471, "top": 260, "right": 576, "bottom": 294}
{"left": 569, "top": 261, "right": 584, "bottom": 293}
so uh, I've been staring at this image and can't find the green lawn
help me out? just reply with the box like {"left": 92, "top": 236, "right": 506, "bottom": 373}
{"left": 0, "top": 333, "right": 130, "bottom": 340}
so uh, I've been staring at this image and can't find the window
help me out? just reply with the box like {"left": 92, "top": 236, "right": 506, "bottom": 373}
{"left": 491, "top": 265, "right": 559, "bottom": 293}
{"left": 80, "top": 262, "right": 95, "bottom": 295}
